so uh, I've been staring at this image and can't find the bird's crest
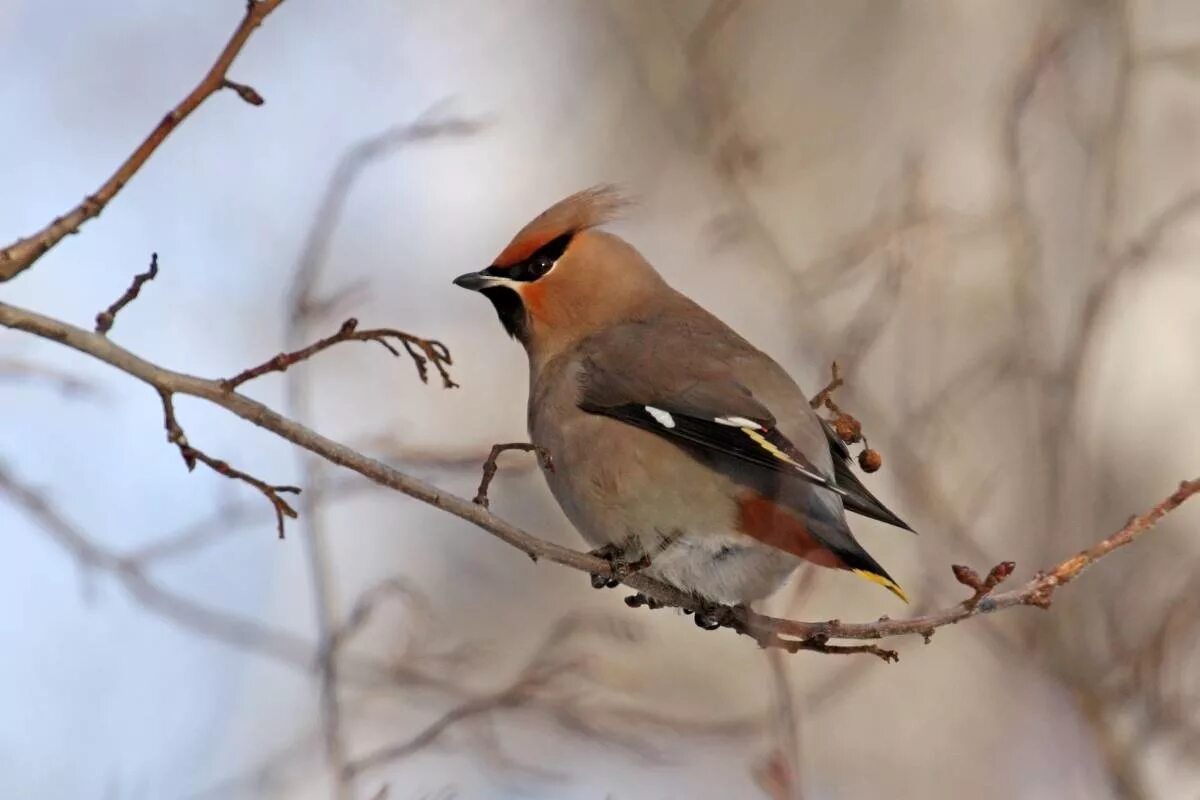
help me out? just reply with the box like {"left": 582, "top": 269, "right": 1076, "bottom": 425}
{"left": 492, "top": 185, "right": 630, "bottom": 267}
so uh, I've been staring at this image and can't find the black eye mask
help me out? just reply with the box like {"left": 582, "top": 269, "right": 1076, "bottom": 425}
{"left": 484, "top": 231, "right": 573, "bottom": 283}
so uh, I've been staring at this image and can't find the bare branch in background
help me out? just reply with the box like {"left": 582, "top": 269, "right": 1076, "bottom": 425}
{"left": 188, "top": 610, "right": 757, "bottom": 798}
{"left": 340, "top": 611, "right": 747, "bottom": 780}
{"left": 287, "top": 111, "right": 489, "bottom": 328}
{"left": 0, "top": 0, "right": 288, "bottom": 282}
{"left": 647, "top": 10, "right": 1200, "bottom": 793}
{"left": 124, "top": 456, "right": 501, "bottom": 568}
{"left": 322, "top": 576, "right": 435, "bottom": 665}
{"left": 0, "top": 356, "right": 106, "bottom": 399}
{"left": 95, "top": 253, "right": 159, "bottom": 335}
{"left": 281, "top": 110, "right": 485, "bottom": 800}
{"left": 758, "top": 578, "right": 811, "bottom": 800}
{"left": 0, "top": 458, "right": 524, "bottom": 704}
{"left": 0, "top": 460, "right": 312, "bottom": 666}
{"left": 343, "top": 668, "right": 568, "bottom": 780}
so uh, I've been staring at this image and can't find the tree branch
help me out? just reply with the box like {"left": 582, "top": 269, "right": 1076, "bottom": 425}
{"left": 2, "top": 298, "right": 1194, "bottom": 662}
{"left": 0, "top": 0, "right": 288, "bottom": 282}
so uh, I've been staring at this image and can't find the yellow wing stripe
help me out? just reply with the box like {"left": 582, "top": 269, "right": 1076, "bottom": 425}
{"left": 743, "top": 427, "right": 843, "bottom": 491}
{"left": 852, "top": 569, "right": 910, "bottom": 604}
{"left": 743, "top": 428, "right": 802, "bottom": 466}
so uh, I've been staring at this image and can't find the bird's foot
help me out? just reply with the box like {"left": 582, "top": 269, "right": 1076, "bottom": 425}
{"left": 588, "top": 543, "right": 651, "bottom": 589}
{"left": 685, "top": 600, "right": 744, "bottom": 631}
{"left": 624, "top": 592, "right": 665, "bottom": 610}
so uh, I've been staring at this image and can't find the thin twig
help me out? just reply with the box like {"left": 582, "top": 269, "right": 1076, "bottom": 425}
{"left": 473, "top": 443, "right": 553, "bottom": 509}
{"left": 808, "top": 361, "right": 843, "bottom": 409}
{"left": 157, "top": 387, "right": 300, "bottom": 538}
{"left": 219, "top": 318, "right": 456, "bottom": 391}
{"left": 0, "top": 0, "right": 287, "bottom": 282}
{"left": 95, "top": 253, "right": 159, "bottom": 334}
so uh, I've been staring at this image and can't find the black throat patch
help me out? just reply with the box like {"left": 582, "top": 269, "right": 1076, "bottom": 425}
{"left": 481, "top": 285, "right": 528, "bottom": 342}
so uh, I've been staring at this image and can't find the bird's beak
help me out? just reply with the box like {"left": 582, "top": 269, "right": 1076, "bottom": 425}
{"left": 453, "top": 271, "right": 509, "bottom": 292}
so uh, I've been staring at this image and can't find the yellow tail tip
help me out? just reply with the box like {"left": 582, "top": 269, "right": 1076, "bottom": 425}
{"left": 851, "top": 569, "right": 910, "bottom": 604}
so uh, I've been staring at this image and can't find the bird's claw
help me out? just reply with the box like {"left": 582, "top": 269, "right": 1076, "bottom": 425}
{"left": 590, "top": 572, "right": 616, "bottom": 590}
{"left": 588, "top": 543, "right": 651, "bottom": 589}
{"left": 624, "top": 592, "right": 665, "bottom": 609}
{"left": 687, "top": 600, "right": 742, "bottom": 631}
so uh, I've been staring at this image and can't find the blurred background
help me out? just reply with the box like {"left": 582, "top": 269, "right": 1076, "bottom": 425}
{"left": 2, "top": 1, "right": 1199, "bottom": 798}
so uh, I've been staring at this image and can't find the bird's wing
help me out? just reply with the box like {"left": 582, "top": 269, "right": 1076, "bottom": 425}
{"left": 575, "top": 323, "right": 910, "bottom": 601}
{"left": 575, "top": 319, "right": 913, "bottom": 531}
{"left": 574, "top": 320, "right": 845, "bottom": 496}
{"left": 579, "top": 396, "right": 851, "bottom": 497}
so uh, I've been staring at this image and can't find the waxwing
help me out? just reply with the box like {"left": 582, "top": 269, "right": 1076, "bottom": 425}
{"left": 454, "top": 186, "right": 913, "bottom": 612}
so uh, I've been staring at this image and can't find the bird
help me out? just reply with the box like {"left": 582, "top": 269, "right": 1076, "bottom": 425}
{"left": 453, "top": 186, "right": 913, "bottom": 621}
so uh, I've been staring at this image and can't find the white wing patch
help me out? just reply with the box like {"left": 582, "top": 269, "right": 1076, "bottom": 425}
{"left": 713, "top": 415, "right": 763, "bottom": 429}
{"left": 644, "top": 406, "right": 676, "bottom": 429}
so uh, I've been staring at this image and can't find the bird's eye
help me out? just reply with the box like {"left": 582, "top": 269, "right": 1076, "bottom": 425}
{"left": 497, "top": 232, "right": 573, "bottom": 282}
{"left": 526, "top": 256, "right": 554, "bottom": 280}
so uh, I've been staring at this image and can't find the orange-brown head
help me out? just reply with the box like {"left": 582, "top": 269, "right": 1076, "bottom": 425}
{"left": 454, "top": 186, "right": 671, "bottom": 362}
